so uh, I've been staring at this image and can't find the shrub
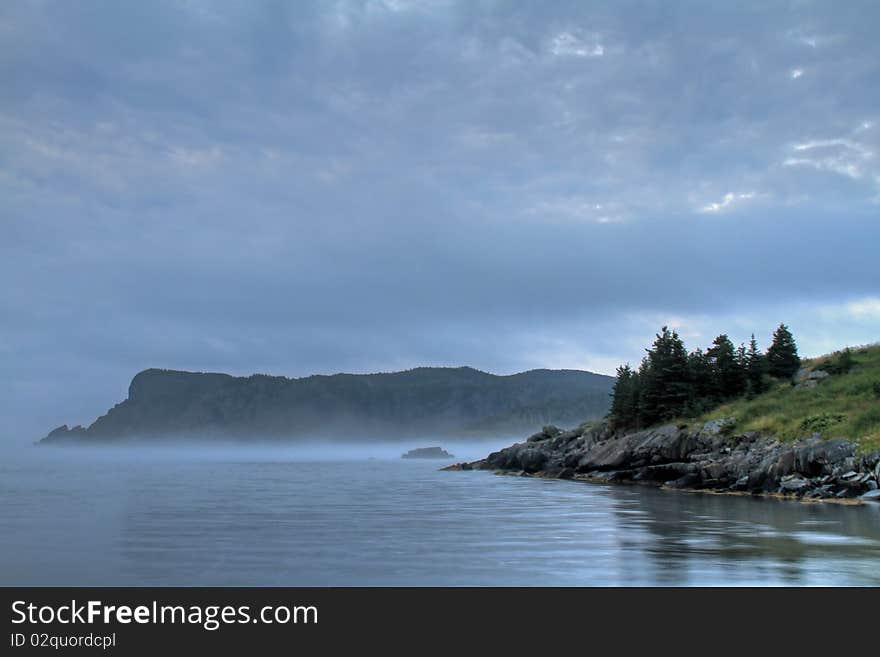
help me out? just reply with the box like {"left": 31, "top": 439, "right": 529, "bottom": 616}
{"left": 800, "top": 412, "right": 846, "bottom": 434}
{"left": 818, "top": 348, "right": 855, "bottom": 375}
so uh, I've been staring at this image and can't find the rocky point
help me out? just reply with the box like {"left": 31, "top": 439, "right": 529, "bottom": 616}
{"left": 444, "top": 421, "right": 880, "bottom": 503}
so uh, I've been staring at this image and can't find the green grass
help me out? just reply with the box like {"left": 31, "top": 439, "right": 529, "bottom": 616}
{"left": 697, "top": 343, "right": 880, "bottom": 453}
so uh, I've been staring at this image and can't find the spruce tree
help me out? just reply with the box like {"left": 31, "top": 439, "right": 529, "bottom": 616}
{"left": 766, "top": 323, "right": 801, "bottom": 379}
{"left": 635, "top": 356, "right": 656, "bottom": 427}
{"left": 707, "top": 334, "right": 742, "bottom": 399}
{"left": 663, "top": 329, "right": 691, "bottom": 418}
{"left": 735, "top": 342, "right": 749, "bottom": 397}
{"left": 746, "top": 334, "right": 766, "bottom": 396}
{"left": 609, "top": 364, "right": 639, "bottom": 429}
{"left": 628, "top": 369, "right": 642, "bottom": 427}
{"left": 639, "top": 327, "right": 690, "bottom": 424}
{"left": 686, "top": 348, "right": 714, "bottom": 413}
{"left": 609, "top": 323, "right": 803, "bottom": 431}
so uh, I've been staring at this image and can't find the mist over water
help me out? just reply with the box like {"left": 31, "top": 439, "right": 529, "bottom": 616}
{"left": 15, "top": 438, "right": 509, "bottom": 464}
{"left": 2, "top": 441, "right": 879, "bottom": 586}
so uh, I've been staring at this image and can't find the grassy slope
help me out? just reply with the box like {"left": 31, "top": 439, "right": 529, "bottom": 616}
{"left": 698, "top": 343, "right": 880, "bottom": 454}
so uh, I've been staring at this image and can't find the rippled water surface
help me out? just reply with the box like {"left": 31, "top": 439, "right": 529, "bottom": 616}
{"left": 2, "top": 443, "right": 879, "bottom": 586}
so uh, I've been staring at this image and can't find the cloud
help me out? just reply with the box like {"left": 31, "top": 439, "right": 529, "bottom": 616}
{"left": 846, "top": 297, "right": 880, "bottom": 319}
{"left": 550, "top": 31, "right": 605, "bottom": 58}
{"left": 0, "top": 1, "right": 879, "bottom": 441}
{"left": 785, "top": 29, "right": 839, "bottom": 50}
{"left": 699, "top": 192, "right": 757, "bottom": 214}
{"left": 525, "top": 197, "right": 627, "bottom": 224}
{"left": 784, "top": 134, "right": 876, "bottom": 182}
{"left": 168, "top": 146, "right": 224, "bottom": 169}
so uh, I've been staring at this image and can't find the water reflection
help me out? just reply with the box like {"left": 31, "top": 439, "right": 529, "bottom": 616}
{"left": 2, "top": 447, "right": 879, "bottom": 586}
{"left": 605, "top": 485, "right": 880, "bottom": 585}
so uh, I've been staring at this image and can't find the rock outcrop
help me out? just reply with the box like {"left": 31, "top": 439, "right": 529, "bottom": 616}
{"left": 445, "top": 420, "right": 880, "bottom": 503}
{"left": 794, "top": 367, "right": 831, "bottom": 390}
{"left": 401, "top": 446, "right": 455, "bottom": 459}
{"left": 42, "top": 424, "right": 88, "bottom": 442}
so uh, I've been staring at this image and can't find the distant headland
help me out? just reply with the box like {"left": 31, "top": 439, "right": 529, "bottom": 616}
{"left": 39, "top": 366, "right": 613, "bottom": 444}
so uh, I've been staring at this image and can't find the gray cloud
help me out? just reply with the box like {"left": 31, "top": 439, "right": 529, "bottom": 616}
{"left": 2, "top": 1, "right": 879, "bottom": 441}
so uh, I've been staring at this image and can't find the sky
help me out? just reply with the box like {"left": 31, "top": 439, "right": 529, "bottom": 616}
{"left": 2, "top": 1, "right": 879, "bottom": 440}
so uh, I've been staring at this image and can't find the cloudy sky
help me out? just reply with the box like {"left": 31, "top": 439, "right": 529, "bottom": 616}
{"left": 2, "top": 1, "right": 879, "bottom": 440}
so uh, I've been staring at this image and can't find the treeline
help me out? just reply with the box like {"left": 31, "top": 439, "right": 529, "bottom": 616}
{"left": 609, "top": 323, "right": 801, "bottom": 430}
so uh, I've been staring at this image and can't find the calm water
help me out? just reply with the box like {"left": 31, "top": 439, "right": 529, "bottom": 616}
{"left": 2, "top": 442, "right": 879, "bottom": 586}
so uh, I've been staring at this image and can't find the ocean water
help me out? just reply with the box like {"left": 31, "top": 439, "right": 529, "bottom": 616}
{"left": 2, "top": 441, "right": 879, "bottom": 586}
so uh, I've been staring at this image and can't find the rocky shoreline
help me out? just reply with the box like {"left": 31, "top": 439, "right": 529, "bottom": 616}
{"left": 444, "top": 422, "right": 880, "bottom": 504}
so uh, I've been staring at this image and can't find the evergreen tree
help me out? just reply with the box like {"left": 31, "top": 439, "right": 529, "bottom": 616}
{"left": 746, "top": 334, "right": 766, "bottom": 396}
{"left": 735, "top": 342, "right": 749, "bottom": 396}
{"left": 664, "top": 329, "right": 691, "bottom": 416}
{"left": 633, "top": 356, "right": 653, "bottom": 427}
{"left": 706, "top": 334, "right": 743, "bottom": 399}
{"left": 609, "top": 364, "right": 640, "bottom": 429}
{"left": 628, "top": 368, "right": 642, "bottom": 426}
{"left": 639, "top": 327, "right": 690, "bottom": 424}
{"left": 608, "top": 323, "right": 803, "bottom": 432}
{"left": 766, "top": 323, "right": 801, "bottom": 379}
{"left": 686, "top": 348, "right": 714, "bottom": 414}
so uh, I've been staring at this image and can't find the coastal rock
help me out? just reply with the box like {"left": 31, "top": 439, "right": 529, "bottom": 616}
{"left": 484, "top": 443, "right": 549, "bottom": 473}
{"left": 40, "top": 424, "right": 88, "bottom": 443}
{"left": 455, "top": 420, "right": 880, "bottom": 503}
{"left": 731, "top": 476, "right": 750, "bottom": 491}
{"left": 792, "top": 439, "right": 855, "bottom": 477}
{"left": 780, "top": 475, "right": 810, "bottom": 492}
{"left": 702, "top": 417, "right": 736, "bottom": 436}
{"left": 527, "top": 425, "right": 563, "bottom": 443}
{"left": 666, "top": 472, "right": 702, "bottom": 489}
{"left": 401, "top": 446, "right": 455, "bottom": 459}
{"left": 518, "top": 448, "right": 548, "bottom": 473}
{"left": 440, "top": 462, "right": 472, "bottom": 471}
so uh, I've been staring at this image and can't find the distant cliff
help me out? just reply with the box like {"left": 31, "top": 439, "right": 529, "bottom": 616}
{"left": 40, "top": 366, "right": 613, "bottom": 443}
